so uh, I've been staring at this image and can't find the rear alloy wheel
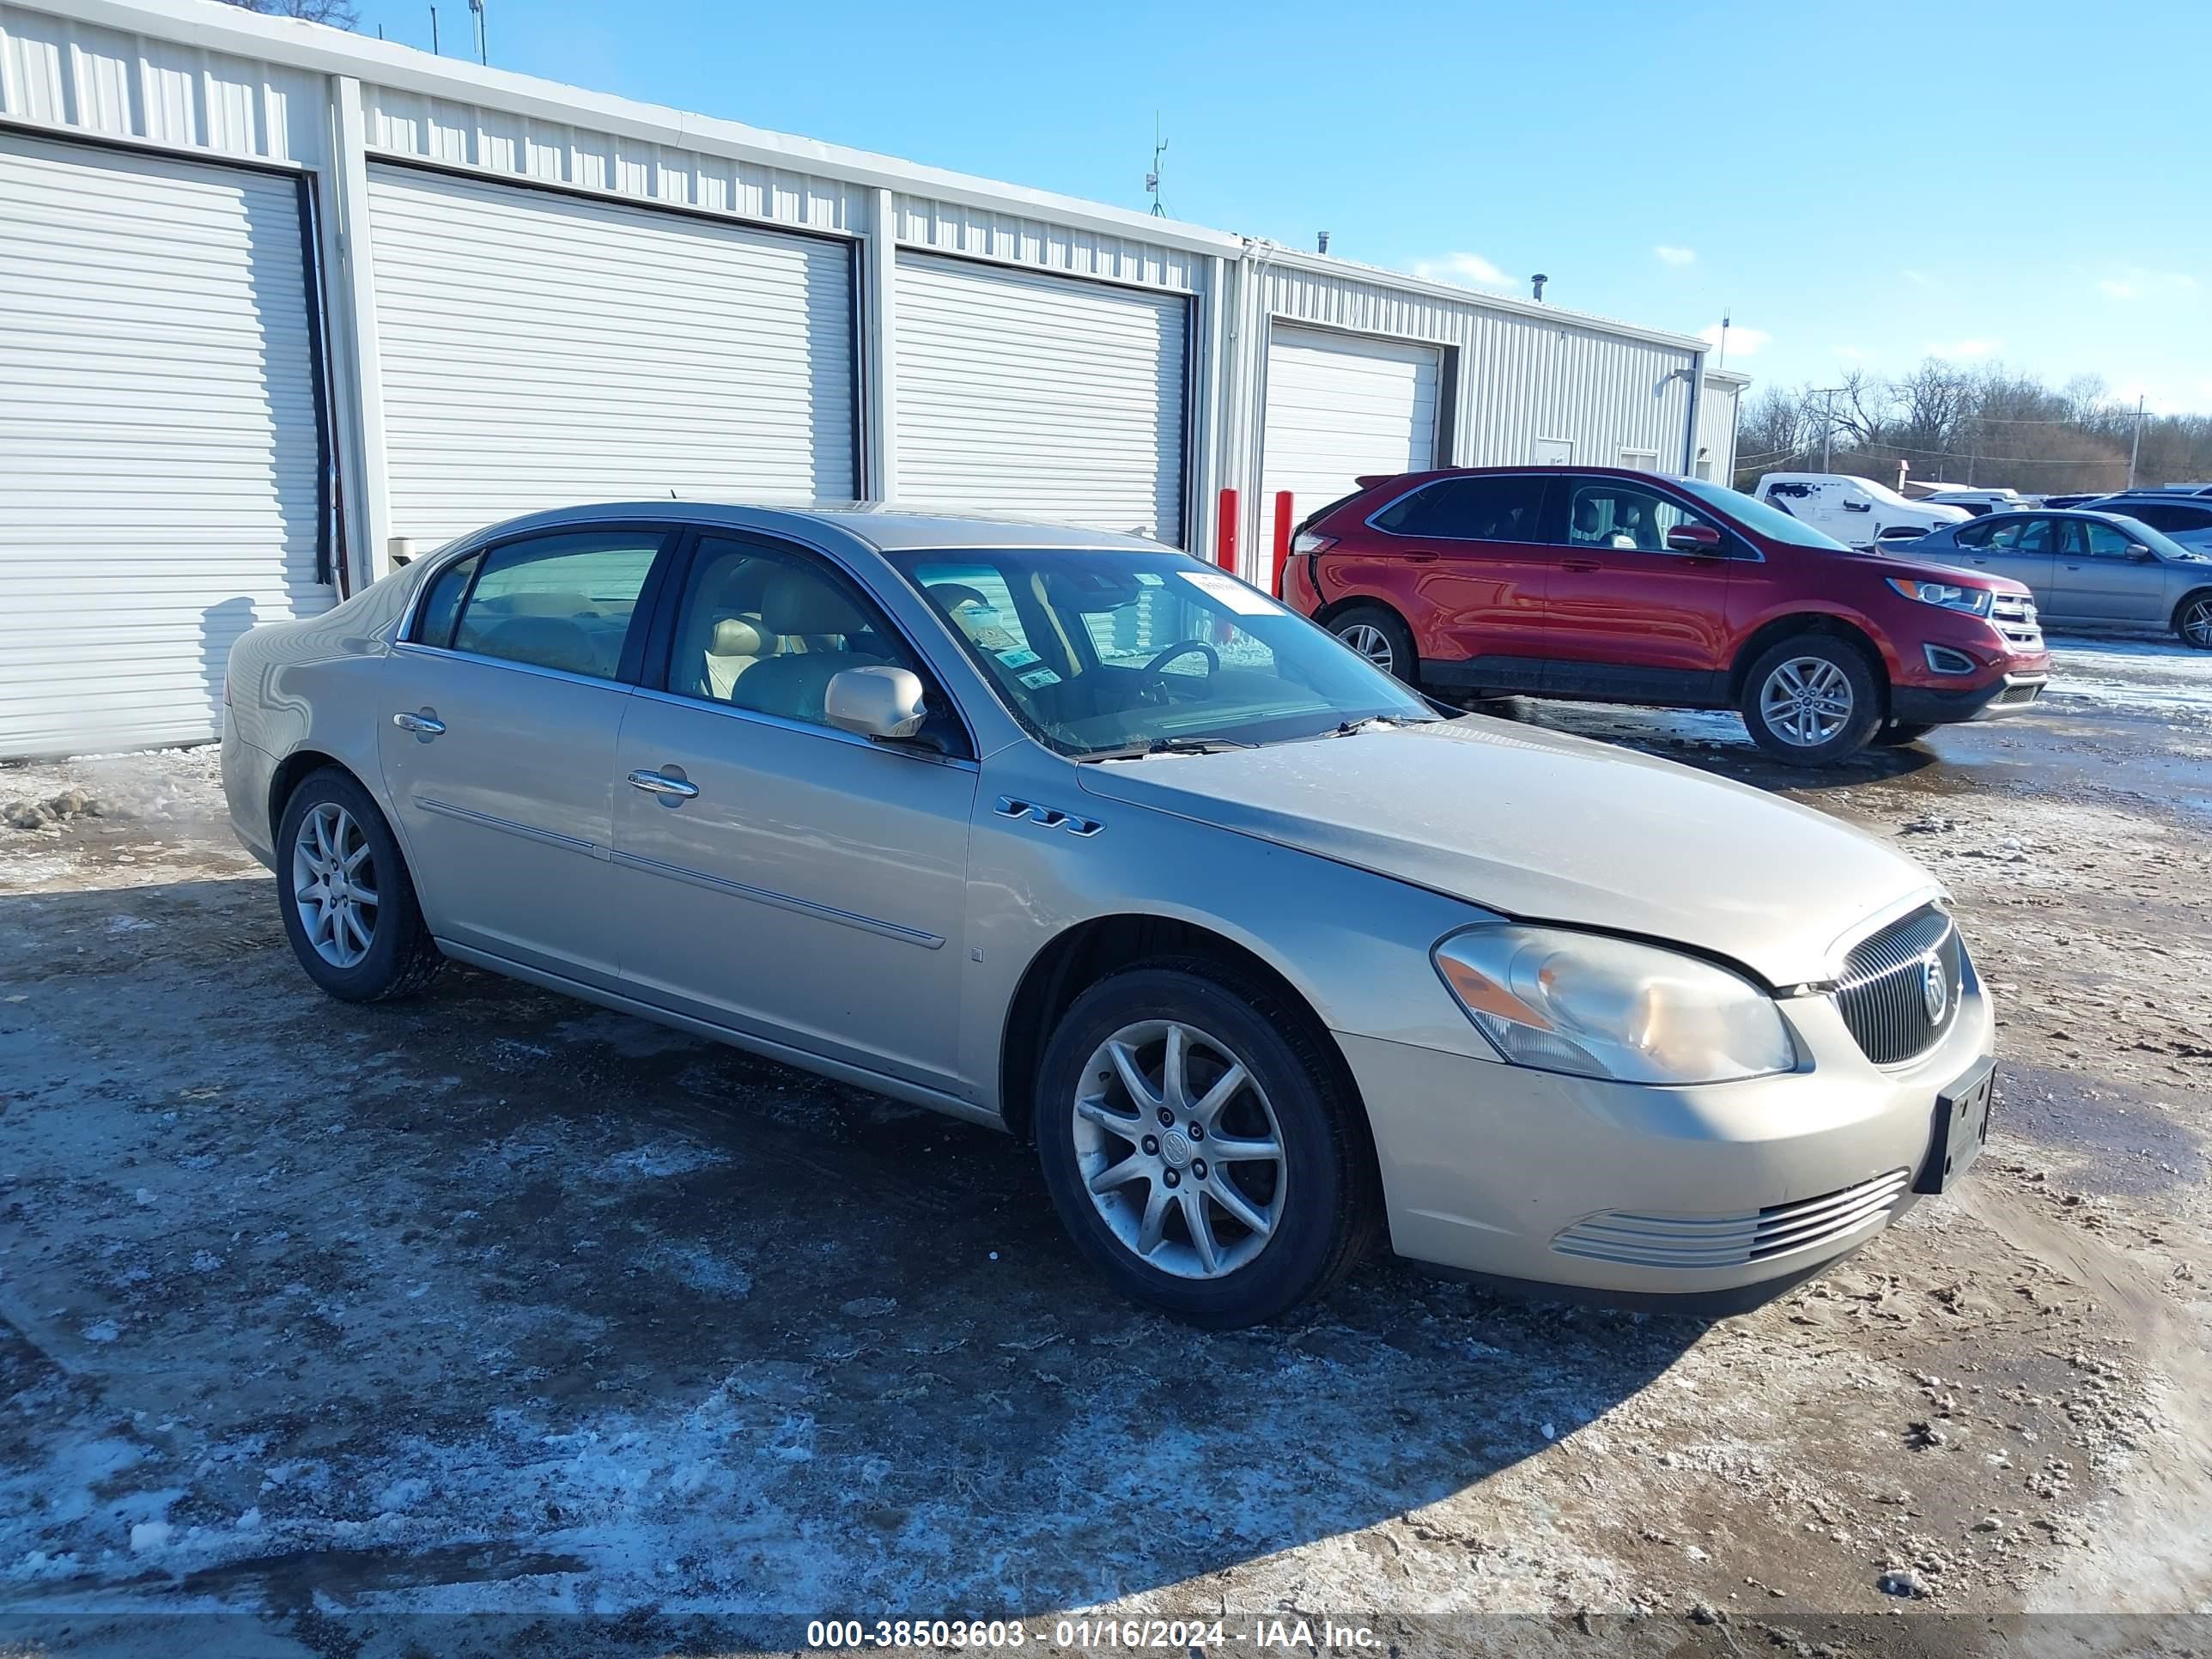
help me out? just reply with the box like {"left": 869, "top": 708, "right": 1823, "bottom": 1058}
{"left": 276, "top": 769, "right": 444, "bottom": 1002}
{"left": 1035, "top": 963, "right": 1376, "bottom": 1327}
{"left": 1326, "top": 604, "right": 1418, "bottom": 685}
{"left": 2178, "top": 592, "right": 2212, "bottom": 650}
{"left": 1740, "top": 635, "right": 1883, "bottom": 764}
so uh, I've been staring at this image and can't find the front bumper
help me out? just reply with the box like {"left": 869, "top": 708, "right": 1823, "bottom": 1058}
{"left": 1340, "top": 975, "right": 1995, "bottom": 1308}
{"left": 1892, "top": 671, "right": 2049, "bottom": 725}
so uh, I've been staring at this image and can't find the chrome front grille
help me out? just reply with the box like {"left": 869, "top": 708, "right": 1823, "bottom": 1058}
{"left": 1991, "top": 591, "right": 2042, "bottom": 650}
{"left": 1835, "top": 905, "right": 1963, "bottom": 1066}
{"left": 1552, "top": 1169, "right": 1912, "bottom": 1270}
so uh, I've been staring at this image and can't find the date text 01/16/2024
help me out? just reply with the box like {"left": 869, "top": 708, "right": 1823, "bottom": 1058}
{"left": 805, "top": 1618, "right": 1383, "bottom": 1650}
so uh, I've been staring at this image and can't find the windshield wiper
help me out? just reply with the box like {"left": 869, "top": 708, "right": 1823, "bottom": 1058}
{"left": 1328, "top": 714, "right": 1427, "bottom": 737}
{"left": 1080, "top": 735, "right": 1260, "bottom": 762}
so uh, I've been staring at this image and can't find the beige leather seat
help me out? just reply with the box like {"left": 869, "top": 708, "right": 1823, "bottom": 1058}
{"left": 729, "top": 568, "right": 885, "bottom": 724}
{"left": 702, "top": 615, "right": 770, "bottom": 701}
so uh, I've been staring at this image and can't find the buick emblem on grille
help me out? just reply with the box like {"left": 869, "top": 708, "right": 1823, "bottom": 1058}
{"left": 1920, "top": 954, "right": 1949, "bottom": 1023}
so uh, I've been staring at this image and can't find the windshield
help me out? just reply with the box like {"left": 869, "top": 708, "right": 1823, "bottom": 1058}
{"left": 884, "top": 548, "right": 1439, "bottom": 758}
{"left": 1676, "top": 477, "right": 1852, "bottom": 550}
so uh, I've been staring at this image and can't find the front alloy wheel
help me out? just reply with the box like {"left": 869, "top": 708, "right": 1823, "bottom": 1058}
{"left": 1759, "top": 655, "right": 1856, "bottom": 749}
{"left": 1034, "top": 963, "right": 1376, "bottom": 1326}
{"left": 1739, "top": 634, "right": 1882, "bottom": 764}
{"left": 1073, "top": 1019, "right": 1287, "bottom": 1279}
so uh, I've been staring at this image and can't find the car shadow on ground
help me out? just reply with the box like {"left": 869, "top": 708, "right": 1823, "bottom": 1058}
{"left": 0, "top": 875, "right": 1708, "bottom": 1632}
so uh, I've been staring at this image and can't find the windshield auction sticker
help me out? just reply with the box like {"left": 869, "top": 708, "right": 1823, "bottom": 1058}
{"left": 1176, "top": 568, "right": 1279, "bottom": 616}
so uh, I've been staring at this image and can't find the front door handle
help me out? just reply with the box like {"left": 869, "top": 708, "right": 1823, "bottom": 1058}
{"left": 1560, "top": 558, "right": 1601, "bottom": 573}
{"left": 628, "top": 768, "right": 700, "bottom": 801}
{"left": 392, "top": 709, "right": 445, "bottom": 737}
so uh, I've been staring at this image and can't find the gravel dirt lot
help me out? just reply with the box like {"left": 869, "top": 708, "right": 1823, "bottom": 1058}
{"left": 3, "top": 635, "right": 2209, "bottom": 1657}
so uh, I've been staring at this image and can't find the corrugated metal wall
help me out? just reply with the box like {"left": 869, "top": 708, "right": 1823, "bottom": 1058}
{"left": 0, "top": 1, "right": 324, "bottom": 165}
{"left": 1259, "top": 259, "right": 1700, "bottom": 474}
{"left": 1698, "top": 375, "right": 1745, "bottom": 483}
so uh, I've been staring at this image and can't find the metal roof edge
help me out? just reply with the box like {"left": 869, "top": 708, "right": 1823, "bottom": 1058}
{"left": 1247, "top": 242, "right": 1711, "bottom": 354}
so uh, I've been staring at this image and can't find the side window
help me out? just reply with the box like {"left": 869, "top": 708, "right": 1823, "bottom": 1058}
{"left": 449, "top": 531, "right": 663, "bottom": 678}
{"left": 1562, "top": 480, "right": 1720, "bottom": 553}
{"left": 668, "top": 535, "right": 962, "bottom": 747}
{"left": 2013, "top": 519, "right": 2057, "bottom": 555}
{"left": 1373, "top": 476, "right": 1549, "bottom": 542}
{"left": 1953, "top": 520, "right": 1996, "bottom": 548}
{"left": 2081, "top": 521, "right": 2139, "bottom": 557}
{"left": 412, "top": 551, "right": 482, "bottom": 647}
{"left": 1982, "top": 519, "right": 2031, "bottom": 550}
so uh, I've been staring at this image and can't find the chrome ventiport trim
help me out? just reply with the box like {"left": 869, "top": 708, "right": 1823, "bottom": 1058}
{"left": 995, "top": 796, "right": 1104, "bottom": 836}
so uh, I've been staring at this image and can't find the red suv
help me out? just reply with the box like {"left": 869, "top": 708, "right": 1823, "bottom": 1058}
{"left": 1282, "top": 467, "right": 2052, "bottom": 764}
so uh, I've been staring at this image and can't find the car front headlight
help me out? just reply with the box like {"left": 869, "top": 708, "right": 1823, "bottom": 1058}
{"left": 1432, "top": 925, "right": 1797, "bottom": 1085}
{"left": 1886, "top": 576, "right": 1994, "bottom": 616}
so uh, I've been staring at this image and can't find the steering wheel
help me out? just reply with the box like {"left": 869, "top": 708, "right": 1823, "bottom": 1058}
{"left": 1136, "top": 640, "right": 1219, "bottom": 703}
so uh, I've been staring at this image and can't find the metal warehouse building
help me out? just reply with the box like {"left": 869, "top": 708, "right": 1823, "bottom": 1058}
{"left": 0, "top": 0, "right": 1746, "bottom": 757}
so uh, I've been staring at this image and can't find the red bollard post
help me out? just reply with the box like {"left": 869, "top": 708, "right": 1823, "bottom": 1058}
{"left": 1270, "top": 489, "right": 1294, "bottom": 596}
{"left": 1215, "top": 487, "right": 1239, "bottom": 573}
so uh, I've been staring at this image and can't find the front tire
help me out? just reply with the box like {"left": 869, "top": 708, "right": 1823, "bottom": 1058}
{"left": 275, "top": 768, "right": 444, "bottom": 1002}
{"left": 1034, "top": 962, "right": 1376, "bottom": 1328}
{"left": 2177, "top": 592, "right": 2212, "bottom": 650}
{"left": 1326, "top": 603, "right": 1419, "bottom": 685}
{"left": 1740, "top": 635, "right": 1883, "bottom": 764}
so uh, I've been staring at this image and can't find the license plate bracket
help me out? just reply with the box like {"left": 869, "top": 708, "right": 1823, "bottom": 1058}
{"left": 1915, "top": 1056, "right": 1996, "bottom": 1194}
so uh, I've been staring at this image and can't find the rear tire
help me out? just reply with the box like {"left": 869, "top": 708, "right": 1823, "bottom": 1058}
{"left": 1740, "top": 634, "right": 1884, "bottom": 765}
{"left": 1034, "top": 960, "right": 1376, "bottom": 1328}
{"left": 1870, "top": 721, "right": 1937, "bottom": 747}
{"left": 1326, "top": 603, "right": 1419, "bottom": 685}
{"left": 2177, "top": 591, "right": 2212, "bottom": 650}
{"left": 275, "top": 768, "right": 444, "bottom": 1003}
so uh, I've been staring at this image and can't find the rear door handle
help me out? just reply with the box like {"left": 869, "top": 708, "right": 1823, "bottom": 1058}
{"left": 1560, "top": 558, "right": 1601, "bottom": 573}
{"left": 628, "top": 768, "right": 699, "bottom": 800}
{"left": 392, "top": 709, "right": 445, "bottom": 737}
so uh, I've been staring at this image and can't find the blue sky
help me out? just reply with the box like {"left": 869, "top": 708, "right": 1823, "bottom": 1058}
{"left": 353, "top": 0, "right": 2211, "bottom": 411}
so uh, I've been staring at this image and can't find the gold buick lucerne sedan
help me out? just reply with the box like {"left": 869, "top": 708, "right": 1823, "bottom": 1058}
{"left": 222, "top": 503, "right": 1996, "bottom": 1327}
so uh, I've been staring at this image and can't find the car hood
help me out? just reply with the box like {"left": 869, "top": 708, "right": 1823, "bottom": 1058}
{"left": 1076, "top": 718, "right": 1939, "bottom": 988}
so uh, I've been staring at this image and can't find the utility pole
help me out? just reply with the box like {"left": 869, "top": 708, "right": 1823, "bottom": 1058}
{"left": 428, "top": 3, "right": 438, "bottom": 52}
{"left": 2128, "top": 393, "right": 2145, "bottom": 489}
{"left": 1810, "top": 386, "right": 1845, "bottom": 471}
{"left": 469, "top": 0, "right": 486, "bottom": 64}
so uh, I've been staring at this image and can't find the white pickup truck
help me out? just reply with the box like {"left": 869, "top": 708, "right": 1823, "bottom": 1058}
{"left": 1753, "top": 472, "right": 1972, "bottom": 549}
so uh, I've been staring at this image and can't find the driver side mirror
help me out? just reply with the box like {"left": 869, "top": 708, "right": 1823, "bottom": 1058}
{"left": 2127, "top": 544, "right": 2157, "bottom": 562}
{"left": 826, "top": 665, "right": 929, "bottom": 743}
{"left": 1665, "top": 523, "right": 1724, "bottom": 555}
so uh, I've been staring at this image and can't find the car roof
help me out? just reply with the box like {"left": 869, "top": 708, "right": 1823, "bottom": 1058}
{"left": 455, "top": 499, "right": 1183, "bottom": 556}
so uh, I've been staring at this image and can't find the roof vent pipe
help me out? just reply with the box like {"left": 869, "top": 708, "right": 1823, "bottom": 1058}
{"left": 1316, "top": 230, "right": 1330, "bottom": 254}
{"left": 1530, "top": 273, "right": 1547, "bottom": 301}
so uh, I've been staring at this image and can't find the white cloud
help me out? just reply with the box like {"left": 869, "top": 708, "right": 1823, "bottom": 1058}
{"left": 2098, "top": 270, "right": 2197, "bottom": 301}
{"left": 1927, "top": 337, "right": 1998, "bottom": 359}
{"left": 1698, "top": 322, "right": 1770, "bottom": 358}
{"left": 1410, "top": 252, "right": 1511, "bottom": 289}
{"left": 1654, "top": 245, "right": 1696, "bottom": 267}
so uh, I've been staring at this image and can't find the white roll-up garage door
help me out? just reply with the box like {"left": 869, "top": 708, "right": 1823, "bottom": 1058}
{"left": 0, "top": 131, "right": 332, "bottom": 758}
{"left": 368, "top": 166, "right": 857, "bottom": 545}
{"left": 894, "top": 253, "right": 1188, "bottom": 544}
{"left": 1261, "top": 325, "right": 1442, "bottom": 556}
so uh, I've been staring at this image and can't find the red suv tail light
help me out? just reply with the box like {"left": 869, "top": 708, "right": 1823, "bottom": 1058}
{"left": 1291, "top": 532, "right": 1337, "bottom": 556}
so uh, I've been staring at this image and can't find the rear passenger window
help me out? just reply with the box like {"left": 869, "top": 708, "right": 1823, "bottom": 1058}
{"left": 1371, "top": 476, "right": 1549, "bottom": 542}
{"left": 448, "top": 532, "right": 663, "bottom": 680}
{"left": 412, "top": 552, "right": 481, "bottom": 648}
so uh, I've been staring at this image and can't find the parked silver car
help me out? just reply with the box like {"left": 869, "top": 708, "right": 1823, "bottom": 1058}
{"left": 1900, "top": 509, "right": 2212, "bottom": 647}
{"left": 222, "top": 504, "right": 1997, "bottom": 1325}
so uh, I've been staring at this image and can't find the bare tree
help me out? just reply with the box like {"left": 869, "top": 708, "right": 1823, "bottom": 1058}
{"left": 214, "top": 0, "right": 358, "bottom": 29}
